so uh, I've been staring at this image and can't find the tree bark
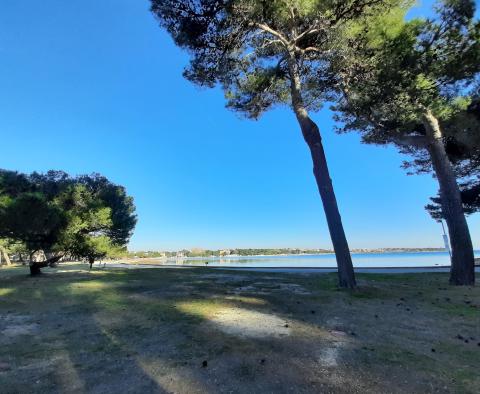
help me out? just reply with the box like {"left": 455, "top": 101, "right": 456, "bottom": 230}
{"left": 29, "top": 263, "right": 42, "bottom": 276}
{"left": 89, "top": 256, "right": 95, "bottom": 270}
{"left": 287, "top": 51, "right": 356, "bottom": 288}
{"left": 422, "top": 109, "right": 475, "bottom": 285}
{"left": 0, "top": 246, "right": 12, "bottom": 266}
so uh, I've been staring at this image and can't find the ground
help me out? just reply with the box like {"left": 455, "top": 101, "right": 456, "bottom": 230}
{"left": 0, "top": 265, "right": 479, "bottom": 394}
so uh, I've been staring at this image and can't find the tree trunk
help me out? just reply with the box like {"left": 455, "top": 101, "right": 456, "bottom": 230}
{"left": 0, "top": 246, "right": 12, "bottom": 266}
{"left": 89, "top": 256, "right": 95, "bottom": 270}
{"left": 29, "top": 263, "right": 42, "bottom": 276}
{"left": 422, "top": 109, "right": 475, "bottom": 285}
{"left": 29, "top": 253, "right": 64, "bottom": 276}
{"left": 287, "top": 51, "right": 356, "bottom": 288}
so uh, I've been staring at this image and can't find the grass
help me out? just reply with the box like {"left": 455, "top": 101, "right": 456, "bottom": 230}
{"left": 0, "top": 264, "right": 479, "bottom": 393}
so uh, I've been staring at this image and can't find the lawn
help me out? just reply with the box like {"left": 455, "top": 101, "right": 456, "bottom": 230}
{"left": 0, "top": 264, "right": 479, "bottom": 393}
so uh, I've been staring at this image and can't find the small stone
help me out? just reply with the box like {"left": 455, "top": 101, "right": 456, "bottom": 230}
{"left": 284, "top": 324, "right": 289, "bottom": 328}
{"left": 202, "top": 360, "right": 208, "bottom": 368}
{"left": 374, "top": 314, "right": 378, "bottom": 318}
{"left": 330, "top": 330, "right": 347, "bottom": 337}
{"left": 431, "top": 348, "right": 436, "bottom": 352}
{"left": 464, "top": 339, "right": 469, "bottom": 344}
{"left": 310, "top": 310, "right": 316, "bottom": 314}
{"left": 457, "top": 334, "right": 464, "bottom": 340}
{"left": 260, "top": 359, "right": 266, "bottom": 364}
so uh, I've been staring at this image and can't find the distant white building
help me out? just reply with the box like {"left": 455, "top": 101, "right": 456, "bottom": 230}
{"left": 219, "top": 249, "right": 231, "bottom": 256}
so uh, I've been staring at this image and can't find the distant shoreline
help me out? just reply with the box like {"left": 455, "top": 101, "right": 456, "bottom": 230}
{"left": 115, "top": 249, "right": 476, "bottom": 267}
{"left": 101, "top": 251, "right": 480, "bottom": 271}
{"left": 126, "top": 249, "right": 451, "bottom": 261}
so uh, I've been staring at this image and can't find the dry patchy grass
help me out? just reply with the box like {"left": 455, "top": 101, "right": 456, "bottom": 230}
{"left": 0, "top": 264, "right": 479, "bottom": 393}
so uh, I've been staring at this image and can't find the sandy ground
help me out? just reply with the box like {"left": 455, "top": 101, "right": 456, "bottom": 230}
{"left": 0, "top": 264, "right": 479, "bottom": 393}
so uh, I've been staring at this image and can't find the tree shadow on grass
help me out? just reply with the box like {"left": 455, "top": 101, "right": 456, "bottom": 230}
{"left": 1, "top": 266, "right": 478, "bottom": 393}
{"left": 0, "top": 271, "right": 170, "bottom": 394}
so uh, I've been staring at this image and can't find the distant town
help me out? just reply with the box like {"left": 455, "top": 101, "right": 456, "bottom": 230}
{"left": 125, "top": 247, "right": 446, "bottom": 259}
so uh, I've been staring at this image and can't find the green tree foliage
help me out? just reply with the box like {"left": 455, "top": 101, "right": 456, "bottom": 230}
{"left": 150, "top": 0, "right": 405, "bottom": 287}
{"left": 0, "top": 170, "right": 137, "bottom": 275}
{"left": 332, "top": 0, "right": 480, "bottom": 284}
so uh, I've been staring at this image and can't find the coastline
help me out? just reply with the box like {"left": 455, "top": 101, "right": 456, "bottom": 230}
{"left": 110, "top": 251, "right": 480, "bottom": 270}
{"left": 125, "top": 249, "right": 451, "bottom": 262}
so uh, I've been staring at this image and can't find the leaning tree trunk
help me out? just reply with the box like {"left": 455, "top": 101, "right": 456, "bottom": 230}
{"left": 29, "top": 250, "right": 46, "bottom": 276}
{"left": 422, "top": 109, "right": 475, "bottom": 285}
{"left": 29, "top": 253, "right": 64, "bottom": 276}
{"left": 287, "top": 52, "right": 356, "bottom": 288}
{"left": 0, "top": 246, "right": 12, "bottom": 266}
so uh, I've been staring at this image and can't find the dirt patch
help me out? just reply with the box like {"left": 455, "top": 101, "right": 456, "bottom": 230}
{"left": 208, "top": 307, "right": 290, "bottom": 338}
{"left": 1, "top": 265, "right": 480, "bottom": 393}
{"left": 233, "top": 281, "right": 310, "bottom": 295}
{"left": 130, "top": 283, "right": 196, "bottom": 300}
{"left": 0, "top": 314, "right": 38, "bottom": 338}
{"left": 316, "top": 343, "right": 344, "bottom": 367}
{"left": 276, "top": 282, "right": 311, "bottom": 294}
{"left": 197, "top": 273, "right": 250, "bottom": 283}
{"left": 232, "top": 285, "right": 269, "bottom": 294}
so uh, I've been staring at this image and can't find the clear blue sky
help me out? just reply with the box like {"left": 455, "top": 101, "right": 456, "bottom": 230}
{"left": 0, "top": 0, "right": 478, "bottom": 251}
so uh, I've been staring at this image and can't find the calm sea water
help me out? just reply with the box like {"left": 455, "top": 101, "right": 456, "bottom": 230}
{"left": 134, "top": 251, "right": 480, "bottom": 268}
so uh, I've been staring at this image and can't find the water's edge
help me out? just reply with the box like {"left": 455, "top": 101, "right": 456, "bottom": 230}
{"left": 110, "top": 251, "right": 480, "bottom": 270}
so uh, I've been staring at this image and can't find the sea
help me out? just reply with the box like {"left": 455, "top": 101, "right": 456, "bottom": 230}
{"left": 122, "top": 250, "right": 480, "bottom": 270}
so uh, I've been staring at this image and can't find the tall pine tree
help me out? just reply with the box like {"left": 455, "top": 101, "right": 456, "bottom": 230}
{"left": 333, "top": 0, "right": 480, "bottom": 285}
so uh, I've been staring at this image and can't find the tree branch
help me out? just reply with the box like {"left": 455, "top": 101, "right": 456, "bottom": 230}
{"left": 295, "top": 26, "right": 321, "bottom": 43}
{"left": 254, "top": 23, "right": 289, "bottom": 46}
